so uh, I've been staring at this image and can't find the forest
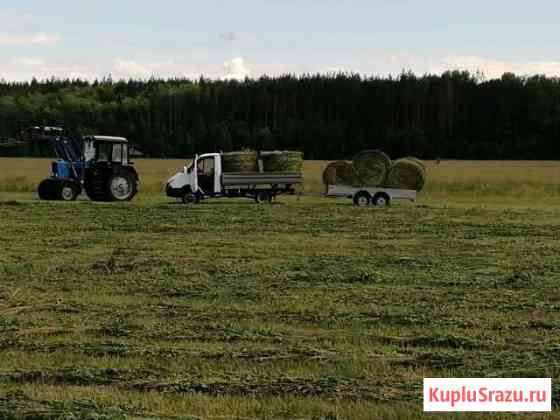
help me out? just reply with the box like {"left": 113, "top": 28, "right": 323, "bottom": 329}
{"left": 0, "top": 71, "right": 559, "bottom": 159}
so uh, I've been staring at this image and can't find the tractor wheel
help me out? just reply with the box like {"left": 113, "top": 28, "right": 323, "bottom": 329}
{"left": 107, "top": 171, "right": 138, "bottom": 202}
{"left": 38, "top": 179, "right": 59, "bottom": 201}
{"left": 85, "top": 175, "right": 111, "bottom": 202}
{"left": 60, "top": 181, "right": 80, "bottom": 201}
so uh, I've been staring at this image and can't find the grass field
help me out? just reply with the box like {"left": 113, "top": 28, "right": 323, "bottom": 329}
{"left": 0, "top": 158, "right": 559, "bottom": 419}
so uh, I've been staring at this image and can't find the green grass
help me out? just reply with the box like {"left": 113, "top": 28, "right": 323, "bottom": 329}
{"left": 0, "top": 159, "right": 560, "bottom": 418}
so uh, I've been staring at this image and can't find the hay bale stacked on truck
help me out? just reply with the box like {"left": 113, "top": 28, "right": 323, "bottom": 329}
{"left": 222, "top": 151, "right": 259, "bottom": 173}
{"left": 261, "top": 151, "right": 304, "bottom": 172}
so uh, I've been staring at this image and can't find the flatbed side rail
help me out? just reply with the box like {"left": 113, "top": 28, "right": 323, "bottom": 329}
{"left": 222, "top": 172, "right": 304, "bottom": 187}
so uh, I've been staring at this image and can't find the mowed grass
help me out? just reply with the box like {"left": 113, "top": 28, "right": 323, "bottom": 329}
{"left": 0, "top": 158, "right": 560, "bottom": 419}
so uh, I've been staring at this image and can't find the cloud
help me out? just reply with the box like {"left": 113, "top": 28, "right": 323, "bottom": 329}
{"left": 6, "top": 52, "right": 558, "bottom": 83}
{"left": 112, "top": 59, "right": 203, "bottom": 79}
{"left": 223, "top": 57, "right": 251, "bottom": 80}
{"left": 320, "top": 66, "right": 361, "bottom": 75}
{"left": 0, "top": 33, "right": 59, "bottom": 46}
{"left": 113, "top": 60, "right": 154, "bottom": 78}
{"left": 431, "top": 56, "right": 560, "bottom": 78}
{"left": 219, "top": 32, "right": 238, "bottom": 42}
{"left": 363, "top": 52, "right": 560, "bottom": 79}
{"left": 0, "top": 57, "right": 98, "bottom": 81}
{"left": 12, "top": 57, "right": 45, "bottom": 68}
{"left": 0, "top": 9, "right": 34, "bottom": 31}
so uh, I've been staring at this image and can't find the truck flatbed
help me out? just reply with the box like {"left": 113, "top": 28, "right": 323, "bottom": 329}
{"left": 222, "top": 172, "right": 304, "bottom": 188}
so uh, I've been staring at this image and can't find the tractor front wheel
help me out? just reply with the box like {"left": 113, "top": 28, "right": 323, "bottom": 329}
{"left": 60, "top": 181, "right": 80, "bottom": 201}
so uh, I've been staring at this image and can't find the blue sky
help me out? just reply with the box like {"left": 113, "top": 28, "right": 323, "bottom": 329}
{"left": 1, "top": 0, "right": 559, "bottom": 81}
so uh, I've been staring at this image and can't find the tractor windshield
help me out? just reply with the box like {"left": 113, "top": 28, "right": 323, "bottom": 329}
{"left": 97, "top": 142, "right": 112, "bottom": 162}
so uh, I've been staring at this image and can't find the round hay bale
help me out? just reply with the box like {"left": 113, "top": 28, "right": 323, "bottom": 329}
{"left": 222, "top": 151, "right": 258, "bottom": 173}
{"left": 322, "top": 161, "right": 355, "bottom": 185}
{"left": 402, "top": 156, "right": 426, "bottom": 171}
{"left": 261, "top": 151, "right": 304, "bottom": 172}
{"left": 386, "top": 158, "right": 426, "bottom": 191}
{"left": 352, "top": 150, "right": 392, "bottom": 186}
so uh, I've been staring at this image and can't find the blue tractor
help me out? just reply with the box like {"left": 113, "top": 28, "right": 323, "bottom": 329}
{"left": 22, "top": 126, "right": 139, "bottom": 202}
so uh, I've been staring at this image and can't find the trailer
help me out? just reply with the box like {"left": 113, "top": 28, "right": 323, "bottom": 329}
{"left": 324, "top": 184, "right": 417, "bottom": 206}
{"left": 166, "top": 153, "right": 303, "bottom": 204}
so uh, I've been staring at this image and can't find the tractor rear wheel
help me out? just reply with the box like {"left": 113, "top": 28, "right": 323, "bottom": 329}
{"left": 107, "top": 171, "right": 138, "bottom": 202}
{"left": 38, "top": 179, "right": 59, "bottom": 201}
{"left": 85, "top": 176, "right": 111, "bottom": 202}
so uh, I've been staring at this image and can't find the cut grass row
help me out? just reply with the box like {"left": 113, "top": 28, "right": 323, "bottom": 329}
{"left": 0, "top": 195, "right": 559, "bottom": 417}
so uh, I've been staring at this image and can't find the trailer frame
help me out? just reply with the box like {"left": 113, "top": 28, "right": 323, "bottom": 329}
{"left": 324, "top": 184, "right": 417, "bottom": 206}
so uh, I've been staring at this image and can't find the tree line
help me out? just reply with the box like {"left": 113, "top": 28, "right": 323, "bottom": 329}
{"left": 1, "top": 71, "right": 559, "bottom": 159}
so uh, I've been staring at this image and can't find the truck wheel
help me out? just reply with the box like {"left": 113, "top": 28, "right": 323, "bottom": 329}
{"left": 372, "top": 192, "right": 391, "bottom": 207}
{"left": 353, "top": 191, "right": 371, "bottom": 207}
{"left": 254, "top": 191, "right": 271, "bottom": 204}
{"left": 107, "top": 172, "right": 137, "bottom": 201}
{"left": 60, "top": 182, "right": 80, "bottom": 201}
{"left": 182, "top": 191, "right": 200, "bottom": 204}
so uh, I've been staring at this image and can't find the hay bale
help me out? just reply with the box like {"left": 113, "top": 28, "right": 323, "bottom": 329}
{"left": 402, "top": 156, "right": 426, "bottom": 171}
{"left": 352, "top": 150, "right": 392, "bottom": 186}
{"left": 322, "top": 161, "right": 355, "bottom": 185}
{"left": 386, "top": 158, "right": 426, "bottom": 191}
{"left": 261, "top": 151, "right": 304, "bottom": 172}
{"left": 222, "top": 151, "right": 258, "bottom": 173}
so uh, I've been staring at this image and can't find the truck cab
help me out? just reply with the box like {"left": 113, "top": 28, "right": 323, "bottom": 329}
{"left": 166, "top": 153, "right": 222, "bottom": 200}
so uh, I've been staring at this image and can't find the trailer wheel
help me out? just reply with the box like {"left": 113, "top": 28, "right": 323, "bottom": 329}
{"left": 254, "top": 191, "right": 272, "bottom": 204}
{"left": 372, "top": 192, "right": 391, "bottom": 207}
{"left": 353, "top": 191, "right": 371, "bottom": 207}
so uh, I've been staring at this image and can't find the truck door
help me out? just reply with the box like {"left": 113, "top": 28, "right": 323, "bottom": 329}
{"left": 197, "top": 156, "right": 215, "bottom": 194}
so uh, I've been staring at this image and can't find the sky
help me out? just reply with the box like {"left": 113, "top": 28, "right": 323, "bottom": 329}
{"left": 1, "top": 0, "right": 559, "bottom": 81}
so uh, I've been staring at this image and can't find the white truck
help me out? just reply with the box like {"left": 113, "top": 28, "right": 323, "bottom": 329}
{"left": 166, "top": 153, "right": 303, "bottom": 204}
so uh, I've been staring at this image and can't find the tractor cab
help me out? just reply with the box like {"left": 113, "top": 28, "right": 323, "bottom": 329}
{"left": 83, "top": 136, "right": 130, "bottom": 165}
